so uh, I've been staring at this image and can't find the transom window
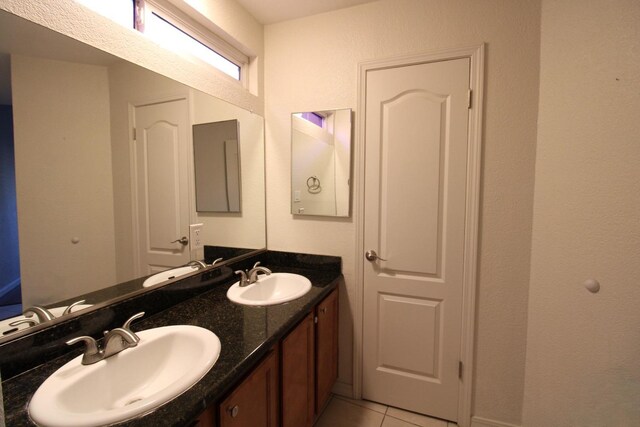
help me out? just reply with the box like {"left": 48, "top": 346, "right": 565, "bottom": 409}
{"left": 76, "top": 0, "right": 247, "bottom": 82}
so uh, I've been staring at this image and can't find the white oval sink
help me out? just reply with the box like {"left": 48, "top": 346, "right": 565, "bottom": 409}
{"left": 227, "top": 272, "right": 312, "bottom": 306}
{"left": 142, "top": 265, "right": 199, "bottom": 287}
{"left": 29, "top": 325, "right": 221, "bottom": 427}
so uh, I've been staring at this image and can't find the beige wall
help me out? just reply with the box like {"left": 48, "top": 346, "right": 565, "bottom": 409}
{"left": 523, "top": 0, "right": 640, "bottom": 425}
{"left": 12, "top": 55, "right": 117, "bottom": 307}
{"left": 265, "top": 0, "right": 541, "bottom": 424}
{"left": 191, "top": 89, "right": 266, "bottom": 251}
{"left": 0, "top": 0, "right": 264, "bottom": 114}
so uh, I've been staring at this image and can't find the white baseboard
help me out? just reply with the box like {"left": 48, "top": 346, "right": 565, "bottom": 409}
{"left": 471, "top": 416, "right": 521, "bottom": 427}
{"left": 331, "top": 380, "right": 353, "bottom": 399}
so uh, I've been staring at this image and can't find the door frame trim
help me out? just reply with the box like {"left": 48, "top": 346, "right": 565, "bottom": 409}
{"left": 129, "top": 94, "right": 191, "bottom": 278}
{"left": 353, "top": 44, "right": 485, "bottom": 426}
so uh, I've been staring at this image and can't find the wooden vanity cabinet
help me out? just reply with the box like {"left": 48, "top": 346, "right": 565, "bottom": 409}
{"left": 192, "top": 287, "right": 338, "bottom": 427}
{"left": 281, "top": 288, "right": 339, "bottom": 425}
{"left": 281, "top": 312, "right": 315, "bottom": 427}
{"left": 314, "top": 288, "right": 339, "bottom": 414}
{"left": 218, "top": 348, "right": 279, "bottom": 427}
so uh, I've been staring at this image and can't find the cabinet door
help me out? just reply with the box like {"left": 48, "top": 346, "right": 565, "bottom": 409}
{"left": 281, "top": 313, "right": 315, "bottom": 427}
{"left": 316, "top": 288, "right": 339, "bottom": 414}
{"left": 191, "top": 406, "right": 215, "bottom": 427}
{"left": 219, "top": 349, "right": 279, "bottom": 427}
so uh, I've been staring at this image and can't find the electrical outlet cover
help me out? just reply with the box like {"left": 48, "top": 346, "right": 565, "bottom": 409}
{"left": 189, "top": 223, "right": 203, "bottom": 250}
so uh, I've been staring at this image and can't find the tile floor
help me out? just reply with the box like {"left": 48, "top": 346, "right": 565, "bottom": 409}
{"left": 315, "top": 394, "right": 458, "bottom": 427}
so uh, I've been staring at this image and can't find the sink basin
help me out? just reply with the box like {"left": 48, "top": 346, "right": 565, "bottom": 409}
{"left": 227, "top": 272, "right": 312, "bottom": 306}
{"left": 29, "top": 325, "right": 221, "bottom": 427}
{"left": 142, "top": 265, "right": 199, "bottom": 287}
{"left": 0, "top": 304, "right": 92, "bottom": 336}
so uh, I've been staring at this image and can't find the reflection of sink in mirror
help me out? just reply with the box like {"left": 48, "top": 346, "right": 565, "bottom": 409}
{"left": 227, "top": 273, "right": 312, "bottom": 306}
{"left": 29, "top": 325, "right": 221, "bottom": 427}
{"left": 142, "top": 266, "right": 200, "bottom": 288}
{"left": 0, "top": 304, "right": 92, "bottom": 337}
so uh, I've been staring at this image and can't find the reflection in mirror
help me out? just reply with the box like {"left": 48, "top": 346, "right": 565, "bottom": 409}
{"left": 291, "top": 109, "right": 352, "bottom": 217}
{"left": 193, "top": 120, "right": 242, "bottom": 213}
{"left": 0, "top": 10, "right": 266, "bottom": 342}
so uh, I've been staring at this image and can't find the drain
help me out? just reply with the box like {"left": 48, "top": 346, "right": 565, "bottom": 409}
{"left": 125, "top": 398, "right": 143, "bottom": 406}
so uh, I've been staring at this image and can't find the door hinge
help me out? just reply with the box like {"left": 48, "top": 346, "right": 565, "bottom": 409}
{"left": 467, "top": 90, "right": 472, "bottom": 109}
{"left": 133, "top": 127, "right": 137, "bottom": 140}
{"left": 458, "top": 361, "right": 463, "bottom": 380}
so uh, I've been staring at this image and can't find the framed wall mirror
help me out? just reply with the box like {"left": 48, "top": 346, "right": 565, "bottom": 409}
{"left": 0, "top": 9, "right": 266, "bottom": 343}
{"left": 291, "top": 108, "right": 352, "bottom": 217}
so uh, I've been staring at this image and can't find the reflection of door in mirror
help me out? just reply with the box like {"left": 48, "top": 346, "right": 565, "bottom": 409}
{"left": 132, "top": 99, "right": 191, "bottom": 276}
{"left": 291, "top": 109, "right": 352, "bottom": 217}
{"left": 193, "top": 120, "right": 242, "bottom": 213}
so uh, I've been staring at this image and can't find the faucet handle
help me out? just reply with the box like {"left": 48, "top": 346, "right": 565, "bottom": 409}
{"left": 211, "top": 257, "right": 224, "bottom": 267}
{"left": 9, "top": 318, "right": 39, "bottom": 328}
{"left": 23, "top": 306, "right": 56, "bottom": 322}
{"left": 252, "top": 261, "right": 261, "bottom": 269}
{"left": 67, "top": 335, "right": 98, "bottom": 350}
{"left": 123, "top": 312, "right": 145, "bottom": 330}
{"left": 66, "top": 336, "right": 102, "bottom": 365}
{"left": 63, "top": 299, "right": 86, "bottom": 316}
{"left": 235, "top": 270, "right": 249, "bottom": 286}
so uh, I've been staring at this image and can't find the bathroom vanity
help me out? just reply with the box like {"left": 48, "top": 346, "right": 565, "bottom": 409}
{"left": 0, "top": 251, "right": 341, "bottom": 426}
{"left": 198, "top": 287, "right": 338, "bottom": 427}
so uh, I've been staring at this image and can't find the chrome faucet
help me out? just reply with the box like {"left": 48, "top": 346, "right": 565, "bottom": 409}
{"left": 8, "top": 305, "right": 56, "bottom": 328}
{"left": 66, "top": 312, "right": 145, "bottom": 365}
{"left": 186, "top": 257, "right": 223, "bottom": 269}
{"left": 186, "top": 260, "right": 208, "bottom": 269}
{"left": 23, "top": 306, "right": 56, "bottom": 322}
{"left": 9, "top": 300, "right": 88, "bottom": 329}
{"left": 249, "top": 262, "right": 272, "bottom": 283}
{"left": 235, "top": 262, "right": 272, "bottom": 287}
{"left": 63, "top": 299, "right": 87, "bottom": 315}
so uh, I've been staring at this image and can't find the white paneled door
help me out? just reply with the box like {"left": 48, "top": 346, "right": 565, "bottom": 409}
{"left": 133, "top": 99, "right": 191, "bottom": 275}
{"left": 362, "top": 58, "right": 471, "bottom": 422}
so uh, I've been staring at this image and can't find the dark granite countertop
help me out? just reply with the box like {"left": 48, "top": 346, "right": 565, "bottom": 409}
{"left": 2, "top": 253, "right": 341, "bottom": 426}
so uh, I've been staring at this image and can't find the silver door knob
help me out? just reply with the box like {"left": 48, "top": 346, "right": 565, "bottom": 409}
{"left": 171, "top": 236, "right": 189, "bottom": 246}
{"left": 365, "top": 250, "right": 387, "bottom": 262}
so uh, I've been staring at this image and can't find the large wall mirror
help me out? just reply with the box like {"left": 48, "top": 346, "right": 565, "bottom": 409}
{"left": 0, "top": 10, "right": 266, "bottom": 343}
{"left": 291, "top": 109, "right": 352, "bottom": 217}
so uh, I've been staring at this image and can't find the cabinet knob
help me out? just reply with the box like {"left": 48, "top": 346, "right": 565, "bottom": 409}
{"left": 228, "top": 405, "right": 239, "bottom": 418}
{"left": 320, "top": 307, "right": 327, "bottom": 314}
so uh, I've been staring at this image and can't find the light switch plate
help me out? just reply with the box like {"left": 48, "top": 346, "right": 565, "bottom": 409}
{"left": 189, "top": 223, "right": 203, "bottom": 250}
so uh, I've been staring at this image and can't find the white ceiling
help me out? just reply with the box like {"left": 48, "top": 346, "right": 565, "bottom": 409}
{"left": 234, "top": 0, "right": 379, "bottom": 25}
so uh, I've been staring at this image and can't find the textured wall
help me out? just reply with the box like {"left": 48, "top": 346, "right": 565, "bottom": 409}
{"left": 12, "top": 55, "right": 117, "bottom": 306}
{"left": 0, "top": 0, "right": 264, "bottom": 114}
{"left": 191, "top": 89, "right": 266, "bottom": 250}
{"left": 523, "top": 0, "right": 640, "bottom": 425}
{"left": 265, "top": 0, "right": 541, "bottom": 424}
